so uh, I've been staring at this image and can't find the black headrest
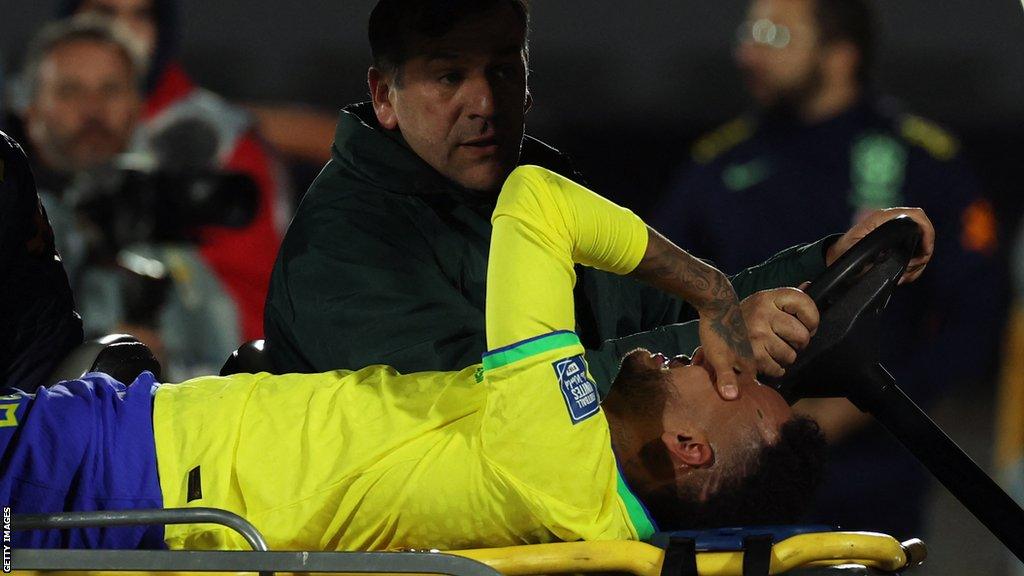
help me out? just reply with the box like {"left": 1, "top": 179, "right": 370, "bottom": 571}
{"left": 220, "top": 339, "right": 276, "bottom": 376}
{"left": 49, "top": 334, "right": 161, "bottom": 386}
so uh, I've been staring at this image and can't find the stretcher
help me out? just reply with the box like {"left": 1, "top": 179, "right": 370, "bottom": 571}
{"left": 9, "top": 217, "right": 1021, "bottom": 575}
{"left": 11, "top": 507, "right": 925, "bottom": 575}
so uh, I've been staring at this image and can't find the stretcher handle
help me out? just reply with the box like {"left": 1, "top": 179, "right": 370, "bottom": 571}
{"left": 13, "top": 507, "right": 269, "bottom": 552}
{"left": 11, "top": 549, "right": 503, "bottom": 576}
{"left": 455, "top": 531, "right": 923, "bottom": 575}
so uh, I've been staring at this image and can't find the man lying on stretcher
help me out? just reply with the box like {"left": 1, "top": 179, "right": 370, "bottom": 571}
{"left": 0, "top": 166, "right": 934, "bottom": 551}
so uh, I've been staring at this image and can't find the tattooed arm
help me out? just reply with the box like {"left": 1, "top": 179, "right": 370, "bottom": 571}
{"left": 630, "top": 227, "right": 756, "bottom": 398}
{"left": 489, "top": 165, "right": 756, "bottom": 397}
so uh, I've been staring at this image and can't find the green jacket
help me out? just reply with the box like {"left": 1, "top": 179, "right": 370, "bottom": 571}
{"left": 265, "top": 103, "right": 832, "bottom": 393}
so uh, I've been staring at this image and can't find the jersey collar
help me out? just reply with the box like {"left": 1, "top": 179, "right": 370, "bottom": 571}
{"left": 615, "top": 463, "right": 658, "bottom": 541}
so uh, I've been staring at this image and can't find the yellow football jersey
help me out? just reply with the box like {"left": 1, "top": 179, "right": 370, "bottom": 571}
{"left": 152, "top": 165, "right": 658, "bottom": 551}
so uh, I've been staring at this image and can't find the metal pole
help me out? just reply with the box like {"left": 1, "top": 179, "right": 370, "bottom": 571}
{"left": 858, "top": 364, "right": 1024, "bottom": 561}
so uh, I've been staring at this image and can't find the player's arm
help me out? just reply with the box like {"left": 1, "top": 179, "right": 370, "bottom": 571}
{"left": 629, "top": 228, "right": 755, "bottom": 395}
{"left": 481, "top": 165, "right": 747, "bottom": 542}
{"left": 486, "top": 166, "right": 754, "bottom": 394}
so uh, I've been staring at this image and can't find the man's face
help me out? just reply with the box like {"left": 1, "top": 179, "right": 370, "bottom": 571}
{"left": 77, "top": 0, "right": 157, "bottom": 60}
{"left": 370, "top": 3, "right": 530, "bottom": 193}
{"left": 613, "top": 349, "right": 793, "bottom": 495}
{"left": 734, "top": 0, "right": 824, "bottom": 111}
{"left": 28, "top": 40, "right": 140, "bottom": 172}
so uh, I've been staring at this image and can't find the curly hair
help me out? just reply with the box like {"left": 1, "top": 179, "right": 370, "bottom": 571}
{"left": 646, "top": 416, "right": 828, "bottom": 529}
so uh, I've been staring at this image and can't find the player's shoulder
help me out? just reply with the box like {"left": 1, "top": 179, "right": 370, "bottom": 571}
{"left": 690, "top": 115, "right": 758, "bottom": 164}
{"left": 865, "top": 101, "right": 961, "bottom": 161}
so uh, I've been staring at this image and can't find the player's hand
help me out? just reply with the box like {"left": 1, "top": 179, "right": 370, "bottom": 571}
{"left": 695, "top": 300, "right": 756, "bottom": 400}
{"left": 740, "top": 287, "right": 819, "bottom": 377}
{"left": 826, "top": 207, "right": 935, "bottom": 285}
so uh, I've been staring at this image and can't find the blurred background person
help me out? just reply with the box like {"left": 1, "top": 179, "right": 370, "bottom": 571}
{"left": 61, "top": 0, "right": 291, "bottom": 345}
{"left": 66, "top": 0, "right": 338, "bottom": 170}
{"left": 21, "top": 16, "right": 144, "bottom": 303}
{"left": 652, "top": 0, "right": 1005, "bottom": 540}
{"left": 0, "top": 0, "right": 1021, "bottom": 570}
{"left": 19, "top": 16, "right": 262, "bottom": 378}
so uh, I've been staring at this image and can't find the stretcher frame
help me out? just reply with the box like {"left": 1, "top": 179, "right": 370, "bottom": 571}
{"left": 10, "top": 507, "right": 925, "bottom": 576}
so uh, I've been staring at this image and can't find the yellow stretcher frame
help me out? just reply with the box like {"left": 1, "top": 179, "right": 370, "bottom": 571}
{"left": 11, "top": 531, "right": 926, "bottom": 576}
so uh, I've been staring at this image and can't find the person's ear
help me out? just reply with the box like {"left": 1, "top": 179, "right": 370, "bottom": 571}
{"left": 662, "top": 430, "right": 714, "bottom": 468}
{"left": 368, "top": 67, "right": 399, "bottom": 130}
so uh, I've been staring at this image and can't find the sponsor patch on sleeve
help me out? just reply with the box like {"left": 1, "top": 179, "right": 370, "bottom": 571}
{"left": 553, "top": 355, "right": 599, "bottom": 424}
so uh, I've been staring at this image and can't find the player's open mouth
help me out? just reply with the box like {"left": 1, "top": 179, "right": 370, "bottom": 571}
{"left": 652, "top": 352, "right": 692, "bottom": 370}
{"left": 667, "top": 354, "right": 692, "bottom": 368}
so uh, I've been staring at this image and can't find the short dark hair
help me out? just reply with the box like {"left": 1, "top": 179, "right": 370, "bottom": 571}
{"left": 813, "top": 0, "right": 876, "bottom": 83}
{"left": 647, "top": 416, "right": 828, "bottom": 529}
{"left": 368, "top": 0, "right": 530, "bottom": 78}
{"left": 23, "top": 14, "right": 145, "bottom": 98}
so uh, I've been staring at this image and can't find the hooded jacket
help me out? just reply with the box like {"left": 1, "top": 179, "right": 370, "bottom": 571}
{"left": 265, "top": 103, "right": 832, "bottom": 392}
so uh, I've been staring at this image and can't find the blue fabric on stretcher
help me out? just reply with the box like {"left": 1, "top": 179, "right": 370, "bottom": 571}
{"left": 0, "top": 372, "right": 164, "bottom": 549}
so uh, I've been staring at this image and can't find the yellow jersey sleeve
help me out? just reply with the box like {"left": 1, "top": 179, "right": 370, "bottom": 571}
{"left": 486, "top": 165, "right": 649, "bottom": 349}
{"left": 480, "top": 166, "right": 657, "bottom": 542}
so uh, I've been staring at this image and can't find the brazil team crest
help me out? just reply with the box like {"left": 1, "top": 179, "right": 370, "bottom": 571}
{"left": 553, "top": 355, "right": 599, "bottom": 424}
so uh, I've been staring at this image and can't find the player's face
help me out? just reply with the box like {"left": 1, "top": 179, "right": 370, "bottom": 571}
{"left": 28, "top": 40, "right": 140, "bottom": 172}
{"left": 620, "top": 349, "right": 792, "bottom": 447}
{"left": 734, "top": 0, "right": 824, "bottom": 111}
{"left": 371, "top": 3, "right": 530, "bottom": 193}
{"left": 610, "top": 349, "right": 792, "bottom": 499}
{"left": 77, "top": 0, "right": 158, "bottom": 61}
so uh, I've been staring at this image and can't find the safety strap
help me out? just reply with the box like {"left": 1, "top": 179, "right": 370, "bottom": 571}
{"left": 742, "top": 534, "right": 774, "bottom": 576}
{"left": 659, "top": 536, "right": 698, "bottom": 576}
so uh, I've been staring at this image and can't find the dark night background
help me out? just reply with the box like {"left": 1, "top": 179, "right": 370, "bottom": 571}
{"left": 2, "top": 1, "right": 1023, "bottom": 573}
{"left": 3, "top": 1, "right": 1022, "bottom": 220}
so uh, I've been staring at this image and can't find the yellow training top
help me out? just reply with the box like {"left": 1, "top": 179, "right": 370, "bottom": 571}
{"left": 152, "top": 165, "right": 657, "bottom": 551}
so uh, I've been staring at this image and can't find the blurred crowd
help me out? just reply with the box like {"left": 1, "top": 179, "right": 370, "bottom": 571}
{"left": 3, "top": 1, "right": 292, "bottom": 379}
{"left": 1, "top": 0, "right": 1022, "bottom": 571}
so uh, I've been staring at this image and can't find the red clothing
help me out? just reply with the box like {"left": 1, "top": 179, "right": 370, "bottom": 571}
{"left": 143, "top": 62, "right": 284, "bottom": 340}
{"left": 142, "top": 62, "right": 193, "bottom": 121}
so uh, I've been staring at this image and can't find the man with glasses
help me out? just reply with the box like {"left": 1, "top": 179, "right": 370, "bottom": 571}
{"left": 655, "top": 0, "right": 1002, "bottom": 539}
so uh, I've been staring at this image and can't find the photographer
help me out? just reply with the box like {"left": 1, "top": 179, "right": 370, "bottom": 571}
{"left": 21, "top": 16, "right": 254, "bottom": 378}
{"left": 64, "top": 0, "right": 290, "bottom": 344}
